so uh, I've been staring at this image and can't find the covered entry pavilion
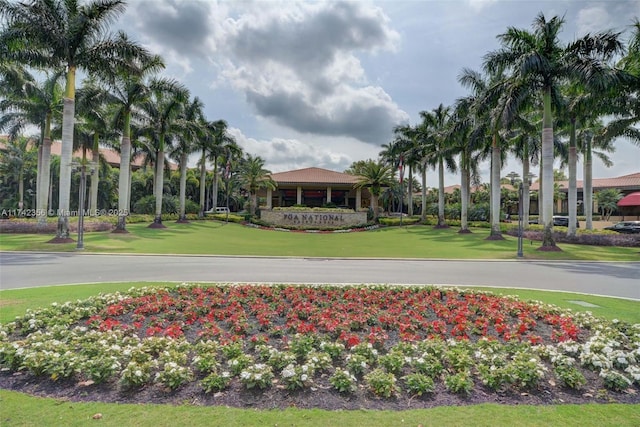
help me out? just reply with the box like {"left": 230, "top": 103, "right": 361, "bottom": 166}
{"left": 261, "top": 167, "right": 370, "bottom": 210}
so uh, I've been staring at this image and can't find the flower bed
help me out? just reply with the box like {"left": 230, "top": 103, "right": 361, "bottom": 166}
{"left": 0, "top": 284, "right": 638, "bottom": 408}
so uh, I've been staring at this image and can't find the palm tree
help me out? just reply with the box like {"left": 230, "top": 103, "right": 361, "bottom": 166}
{"left": 0, "top": 66, "right": 64, "bottom": 223}
{"left": 458, "top": 67, "right": 507, "bottom": 239}
{"left": 602, "top": 19, "right": 640, "bottom": 147}
{"left": 206, "top": 120, "right": 237, "bottom": 214}
{"left": 419, "top": 105, "right": 457, "bottom": 228}
{"left": 106, "top": 54, "right": 164, "bottom": 232}
{"left": 508, "top": 111, "right": 541, "bottom": 228}
{"left": 0, "top": 136, "right": 37, "bottom": 209}
{"left": 171, "top": 96, "right": 204, "bottom": 222}
{"left": 238, "top": 154, "right": 275, "bottom": 216}
{"left": 137, "top": 79, "right": 189, "bottom": 227}
{"left": 74, "top": 81, "right": 117, "bottom": 216}
{"left": 484, "top": 13, "right": 624, "bottom": 249}
{"left": 1, "top": 0, "right": 153, "bottom": 241}
{"left": 450, "top": 94, "right": 491, "bottom": 233}
{"left": 352, "top": 159, "right": 394, "bottom": 222}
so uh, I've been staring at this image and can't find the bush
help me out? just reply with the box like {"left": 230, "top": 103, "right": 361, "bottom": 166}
{"left": 132, "top": 195, "right": 179, "bottom": 215}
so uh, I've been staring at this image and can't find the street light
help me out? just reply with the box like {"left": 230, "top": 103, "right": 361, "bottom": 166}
{"left": 73, "top": 161, "right": 96, "bottom": 251}
{"left": 507, "top": 172, "right": 523, "bottom": 258}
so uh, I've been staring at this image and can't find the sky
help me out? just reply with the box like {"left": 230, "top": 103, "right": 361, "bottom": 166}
{"left": 116, "top": 0, "right": 640, "bottom": 186}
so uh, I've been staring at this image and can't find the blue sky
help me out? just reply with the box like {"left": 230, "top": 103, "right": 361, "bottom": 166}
{"left": 118, "top": 0, "right": 640, "bottom": 185}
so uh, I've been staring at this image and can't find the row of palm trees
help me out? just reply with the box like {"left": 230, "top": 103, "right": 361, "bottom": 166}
{"left": 1, "top": 0, "right": 276, "bottom": 237}
{"left": 362, "top": 14, "right": 639, "bottom": 249}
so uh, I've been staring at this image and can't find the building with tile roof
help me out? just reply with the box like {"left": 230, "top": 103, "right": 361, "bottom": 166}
{"left": 258, "top": 167, "right": 370, "bottom": 210}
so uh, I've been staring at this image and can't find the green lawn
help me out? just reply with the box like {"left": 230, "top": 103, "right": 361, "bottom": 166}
{"left": 1, "top": 221, "right": 639, "bottom": 426}
{"left": 1, "top": 220, "right": 638, "bottom": 260}
{"left": 1, "top": 282, "right": 640, "bottom": 426}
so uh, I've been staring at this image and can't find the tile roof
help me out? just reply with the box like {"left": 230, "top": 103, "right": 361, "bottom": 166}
{"left": 270, "top": 167, "right": 360, "bottom": 185}
{"left": 529, "top": 172, "right": 640, "bottom": 191}
{"left": 47, "top": 140, "right": 178, "bottom": 170}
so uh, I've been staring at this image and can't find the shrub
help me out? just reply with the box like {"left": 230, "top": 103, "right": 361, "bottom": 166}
{"left": 403, "top": 373, "right": 435, "bottom": 396}
{"left": 444, "top": 370, "right": 474, "bottom": 395}
{"left": 330, "top": 368, "right": 357, "bottom": 393}
{"left": 364, "top": 368, "right": 399, "bottom": 398}
{"left": 201, "top": 371, "right": 232, "bottom": 393}
{"left": 132, "top": 195, "right": 179, "bottom": 215}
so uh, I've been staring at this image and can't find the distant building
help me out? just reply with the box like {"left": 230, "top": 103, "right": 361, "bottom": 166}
{"left": 258, "top": 167, "right": 370, "bottom": 210}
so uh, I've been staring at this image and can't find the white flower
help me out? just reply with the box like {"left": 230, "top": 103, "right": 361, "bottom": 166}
{"left": 300, "top": 374, "right": 308, "bottom": 382}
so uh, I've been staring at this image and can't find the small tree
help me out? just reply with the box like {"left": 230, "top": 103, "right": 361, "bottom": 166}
{"left": 595, "top": 189, "right": 623, "bottom": 221}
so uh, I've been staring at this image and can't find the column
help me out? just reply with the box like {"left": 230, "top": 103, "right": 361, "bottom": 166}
{"left": 327, "top": 186, "right": 332, "bottom": 203}
{"left": 356, "top": 188, "right": 362, "bottom": 210}
{"left": 266, "top": 188, "right": 273, "bottom": 209}
{"left": 297, "top": 186, "right": 302, "bottom": 205}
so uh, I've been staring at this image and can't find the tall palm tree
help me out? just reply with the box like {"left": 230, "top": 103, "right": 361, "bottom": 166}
{"left": 0, "top": 136, "right": 37, "bottom": 209}
{"left": 507, "top": 112, "right": 540, "bottom": 229}
{"left": 1, "top": 0, "right": 153, "bottom": 240}
{"left": 450, "top": 95, "right": 489, "bottom": 233}
{"left": 171, "top": 96, "right": 204, "bottom": 222}
{"left": 458, "top": 67, "right": 507, "bottom": 239}
{"left": 137, "top": 79, "right": 189, "bottom": 227}
{"left": 352, "top": 159, "right": 394, "bottom": 222}
{"left": 0, "top": 66, "right": 64, "bottom": 223}
{"left": 106, "top": 54, "right": 164, "bottom": 232}
{"left": 238, "top": 153, "right": 275, "bottom": 216}
{"left": 484, "top": 13, "right": 624, "bottom": 249}
{"left": 419, "top": 105, "right": 457, "bottom": 228}
{"left": 74, "top": 81, "right": 117, "bottom": 215}
{"left": 206, "top": 120, "right": 237, "bottom": 214}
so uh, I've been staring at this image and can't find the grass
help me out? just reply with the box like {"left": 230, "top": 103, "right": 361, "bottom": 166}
{"left": 1, "top": 391, "right": 638, "bottom": 427}
{"left": 1, "top": 283, "right": 639, "bottom": 426}
{"left": 1, "top": 220, "right": 638, "bottom": 260}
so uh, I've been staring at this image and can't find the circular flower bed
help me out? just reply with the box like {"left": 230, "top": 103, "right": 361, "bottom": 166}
{"left": 0, "top": 284, "right": 638, "bottom": 409}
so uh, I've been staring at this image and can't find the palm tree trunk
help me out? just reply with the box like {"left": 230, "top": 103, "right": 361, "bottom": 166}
{"left": 150, "top": 140, "right": 166, "bottom": 228}
{"left": 177, "top": 152, "right": 188, "bottom": 222}
{"left": 90, "top": 135, "right": 99, "bottom": 216}
{"left": 38, "top": 134, "right": 52, "bottom": 226}
{"left": 213, "top": 156, "right": 220, "bottom": 211}
{"left": 437, "top": 158, "right": 446, "bottom": 227}
{"left": 115, "top": 131, "right": 131, "bottom": 232}
{"left": 371, "top": 193, "right": 379, "bottom": 221}
{"left": 420, "top": 163, "right": 427, "bottom": 222}
{"left": 199, "top": 150, "right": 206, "bottom": 218}
{"left": 567, "top": 119, "right": 577, "bottom": 237}
{"left": 488, "top": 133, "right": 503, "bottom": 239}
{"left": 36, "top": 143, "right": 42, "bottom": 209}
{"left": 540, "top": 89, "right": 557, "bottom": 249}
{"left": 538, "top": 158, "right": 544, "bottom": 224}
{"left": 522, "top": 153, "right": 531, "bottom": 229}
{"left": 584, "top": 137, "right": 593, "bottom": 230}
{"left": 54, "top": 69, "right": 77, "bottom": 242}
{"left": 408, "top": 166, "right": 413, "bottom": 216}
{"left": 460, "top": 161, "right": 470, "bottom": 233}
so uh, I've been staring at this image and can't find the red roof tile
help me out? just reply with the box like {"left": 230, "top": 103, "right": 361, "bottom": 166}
{"left": 529, "top": 172, "right": 640, "bottom": 191}
{"left": 270, "top": 167, "right": 360, "bottom": 185}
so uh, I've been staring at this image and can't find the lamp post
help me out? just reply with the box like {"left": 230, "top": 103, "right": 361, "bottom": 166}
{"left": 77, "top": 163, "right": 86, "bottom": 250}
{"left": 74, "top": 161, "right": 96, "bottom": 251}
{"left": 517, "top": 183, "right": 523, "bottom": 258}
{"left": 507, "top": 171, "right": 523, "bottom": 258}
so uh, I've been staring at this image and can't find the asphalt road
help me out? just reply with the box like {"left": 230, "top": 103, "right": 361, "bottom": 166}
{"left": 1, "top": 252, "right": 639, "bottom": 300}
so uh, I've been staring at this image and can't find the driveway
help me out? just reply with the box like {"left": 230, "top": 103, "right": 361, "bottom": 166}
{"left": 1, "top": 252, "right": 639, "bottom": 300}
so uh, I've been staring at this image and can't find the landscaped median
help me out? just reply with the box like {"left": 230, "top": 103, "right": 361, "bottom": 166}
{"left": 1, "top": 283, "right": 638, "bottom": 413}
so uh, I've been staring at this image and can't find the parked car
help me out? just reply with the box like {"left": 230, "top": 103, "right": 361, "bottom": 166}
{"left": 604, "top": 221, "right": 640, "bottom": 234}
{"left": 529, "top": 216, "right": 580, "bottom": 227}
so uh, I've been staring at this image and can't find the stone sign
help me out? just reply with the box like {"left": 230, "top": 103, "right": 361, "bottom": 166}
{"left": 260, "top": 210, "right": 368, "bottom": 229}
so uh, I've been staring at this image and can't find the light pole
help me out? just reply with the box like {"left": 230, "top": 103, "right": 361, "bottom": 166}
{"left": 507, "top": 171, "right": 523, "bottom": 258}
{"left": 77, "top": 163, "right": 86, "bottom": 250}
{"left": 517, "top": 182, "right": 523, "bottom": 258}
